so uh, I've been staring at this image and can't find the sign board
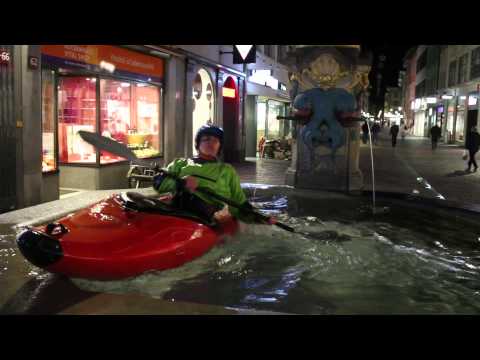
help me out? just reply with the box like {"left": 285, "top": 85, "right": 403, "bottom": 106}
{"left": 28, "top": 56, "right": 39, "bottom": 70}
{"left": 41, "top": 45, "right": 164, "bottom": 83}
{"left": 0, "top": 49, "right": 11, "bottom": 65}
{"left": 233, "top": 45, "right": 256, "bottom": 64}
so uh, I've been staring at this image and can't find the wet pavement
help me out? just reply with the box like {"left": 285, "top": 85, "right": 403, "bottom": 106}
{"left": 1, "top": 130, "right": 480, "bottom": 315}
{"left": 233, "top": 130, "right": 480, "bottom": 206}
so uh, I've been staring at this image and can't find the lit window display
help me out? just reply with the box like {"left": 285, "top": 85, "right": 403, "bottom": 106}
{"left": 456, "top": 109, "right": 465, "bottom": 142}
{"left": 192, "top": 68, "right": 215, "bottom": 153}
{"left": 58, "top": 77, "right": 97, "bottom": 163}
{"left": 42, "top": 70, "right": 56, "bottom": 172}
{"left": 133, "top": 83, "right": 160, "bottom": 158}
{"left": 100, "top": 79, "right": 132, "bottom": 164}
{"left": 446, "top": 101, "right": 455, "bottom": 141}
{"left": 267, "top": 100, "right": 285, "bottom": 139}
{"left": 57, "top": 76, "right": 161, "bottom": 165}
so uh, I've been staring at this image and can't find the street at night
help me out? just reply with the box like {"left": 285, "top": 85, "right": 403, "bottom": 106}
{"left": 1, "top": 45, "right": 480, "bottom": 315}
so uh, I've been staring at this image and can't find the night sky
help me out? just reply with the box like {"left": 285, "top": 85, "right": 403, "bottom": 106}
{"left": 362, "top": 44, "right": 415, "bottom": 109}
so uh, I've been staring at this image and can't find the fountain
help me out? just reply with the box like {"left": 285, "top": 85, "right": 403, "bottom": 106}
{"left": 278, "top": 45, "right": 372, "bottom": 193}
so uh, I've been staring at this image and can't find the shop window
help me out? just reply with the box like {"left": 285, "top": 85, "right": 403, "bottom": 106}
{"left": 100, "top": 79, "right": 132, "bottom": 163}
{"left": 471, "top": 47, "right": 480, "bottom": 80}
{"left": 99, "top": 79, "right": 161, "bottom": 163}
{"left": 133, "top": 83, "right": 161, "bottom": 158}
{"left": 257, "top": 101, "right": 267, "bottom": 144}
{"left": 448, "top": 60, "right": 457, "bottom": 87}
{"left": 58, "top": 77, "right": 97, "bottom": 164}
{"left": 41, "top": 70, "right": 57, "bottom": 172}
{"left": 458, "top": 54, "right": 469, "bottom": 84}
{"left": 266, "top": 100, "right": 285, "bottom": 139}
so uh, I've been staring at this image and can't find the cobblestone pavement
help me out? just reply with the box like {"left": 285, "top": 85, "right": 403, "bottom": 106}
{"left": 232, "top": 130, "right": 480, "bottom": 206}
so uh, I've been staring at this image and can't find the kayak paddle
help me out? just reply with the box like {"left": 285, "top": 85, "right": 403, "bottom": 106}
{"left": 78, "top": 130, "right": 294, "bottom": 232}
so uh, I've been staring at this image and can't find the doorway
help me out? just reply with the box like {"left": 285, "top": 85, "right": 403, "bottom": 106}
{"left": 222, "top": 76, "right": 239, "bottom": 162}
{"left": 466, "top": 109, "right": 478, "bottom": 146}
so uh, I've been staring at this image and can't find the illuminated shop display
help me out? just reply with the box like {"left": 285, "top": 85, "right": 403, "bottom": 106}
{"left": 57, "top": 76, "right": 161, "bottom": 164}
{"left": 456, "top": 100, "right": 465, "bottom": 142}
{"left": 267, "top": 100, "right": 285, "bottom": 139}
{"left": 41, "top": 70, "right": 57, "bottom": 172}
{"left": 58, "top": 77, "right": 97, "bottom": 163}
{"left": 41, "top": 45, "right": 164, "bottom": 166}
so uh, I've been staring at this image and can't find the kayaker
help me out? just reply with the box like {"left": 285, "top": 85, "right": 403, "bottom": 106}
{"left": 153, "top": 125, "right": 276, "bottom": 225}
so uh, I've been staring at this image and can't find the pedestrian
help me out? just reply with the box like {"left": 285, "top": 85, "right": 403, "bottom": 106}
{"left": 430, "top": 123, "right": 442, "bottom": 150}
{"left": 153, "top": 125, "right": 276, "bottom": 224}
{"left": 390, "top": 123, "right": 399, "bottom": 147}
{"left": 465, "top": 126, "right": 480, "bottom": 172}
{"left": 361, "top": 121, "right": 369, "bottom": 144}
{"left": 401, "top": 125, "right": 407, "bottom": 140}
{"left": 372, "top": 122, "right": 381, "bottom": 145}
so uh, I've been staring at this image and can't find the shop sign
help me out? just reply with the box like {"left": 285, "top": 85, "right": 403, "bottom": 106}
{"left": 223, "top": 87, "right": 236, "bottom": 98}
{"left": 233, "top": 45, "right": 256, "bottom": 64}
{"left": 40, "top": 45, "right": 164, "bottom": 83}
{"left": 0, "top": 49, "right": 11, "bottom": 65}
{"left": 28, "top": 56, "right": 39, "bottom": 70}
{"left": 249, "top": 69, "right": 279, "bottom": 89}
{"left": 468, "top": 95, "right": 477, "bottom": 106}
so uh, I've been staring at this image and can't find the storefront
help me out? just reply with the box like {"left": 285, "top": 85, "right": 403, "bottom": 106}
{"left": 413, "top": 99, "right": 426, "bottom": 137}
{"left": 445, "top": 99, "right": 456, "bottom": 143}
{"left": 466, "top": 93, "right": 479, "bottom": 145}
{"left": 40, "top": 45, "right": 165, "bottom": 190}
{"left": 252, "top": 96, "right": 291, "bottom": 157}
{"left": 191, "top": 67, "right": 216, "bottom": 154}
{"left": 455, "top": 96, "right": 466, "bottom": 143}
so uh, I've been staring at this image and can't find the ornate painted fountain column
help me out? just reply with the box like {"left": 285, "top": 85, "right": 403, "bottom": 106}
{"left": 282, "top": 45, "right": 372, "bottom": 191}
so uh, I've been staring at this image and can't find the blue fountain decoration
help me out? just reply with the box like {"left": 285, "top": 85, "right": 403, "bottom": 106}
{"left": 282, "top": 46, "right": 372, "bottom": 190}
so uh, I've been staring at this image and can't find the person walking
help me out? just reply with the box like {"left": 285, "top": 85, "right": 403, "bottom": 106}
{"left": 401, "top": 125, "right": 407, "bottom": 140}
{"left": 390, "top": 123, "right": 399, "bottom": 147}
{"left": 430, "top": 123, "right": 442, "bottom": 150}
{"left": 372, "top": 122, "right": 381, "bottom": 145}
{"left": 465, "top": 126, "right": 480, "bottom": 172}
{"left": 361, "top": 121, "right": 369, "bottom": 144}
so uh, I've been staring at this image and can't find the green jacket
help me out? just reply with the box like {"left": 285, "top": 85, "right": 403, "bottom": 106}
{"left": 154, "top": 158, "right": 250, "bottom": 221}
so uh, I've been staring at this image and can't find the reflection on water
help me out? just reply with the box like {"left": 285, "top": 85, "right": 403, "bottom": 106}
{"left": 2, "top": 189, "right": 480, "bottom": 314}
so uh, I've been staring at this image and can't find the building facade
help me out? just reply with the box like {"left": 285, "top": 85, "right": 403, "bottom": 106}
{"left": 405, "top": 45, "right": 480, "bottom": 143}
{"left": 0, "top": 45, "right": 294, "bottom": 213}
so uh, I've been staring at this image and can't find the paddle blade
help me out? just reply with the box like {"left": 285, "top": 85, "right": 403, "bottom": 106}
{"left": 78, "top": 131, "right": 138, "bottom": 161}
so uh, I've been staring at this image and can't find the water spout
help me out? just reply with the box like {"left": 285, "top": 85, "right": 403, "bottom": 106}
{"left": 365, "top": 121, "right": 376, "bottom": 214}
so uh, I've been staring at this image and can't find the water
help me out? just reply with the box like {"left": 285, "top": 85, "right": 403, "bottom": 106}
{"left": 2, "top": 189, "right": 480, "bottom": 314}
{"left": 365, "top": 121, "right": 376, "bottom": 213}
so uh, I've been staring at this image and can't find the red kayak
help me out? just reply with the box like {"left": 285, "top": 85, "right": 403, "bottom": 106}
{"left": 16, "top": 192, "right": 238, "bottom": 280}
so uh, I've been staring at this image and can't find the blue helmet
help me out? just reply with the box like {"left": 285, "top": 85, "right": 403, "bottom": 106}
{"left": 195, "top": 125, "right": 224, "bottom": 152}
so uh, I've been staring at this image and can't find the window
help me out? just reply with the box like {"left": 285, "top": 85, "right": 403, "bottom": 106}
{"left": 415, "top": 80, "right": 426, "bottom": 98}
{"left": 58, "top": 77, "right": 97, "bottom": 164}
{"left": 448, "top": 60, "right": 457, "bottom": 87}
{"left": 278, "top": 46, "right": 288, "bottom": 64}
{"left": 257, "top": 101, "right": 267, "bottom": 142}
{"left": 416, "top": 50, "right": 427, "bottom": 73}
{"left": 100, "top": 79, "right": 161, "bottom": 163}
{"left": 471, "top": 47, "right": 480, "bottom": 80}
{"left": 58, "top": 76, "right": 161, "bottom": 165}
{"left": 266, "top": 100, "right": 285, "bottom": 139}
{"left": 42, "top": 70, "right": 57, "bottom": 172}
{"left": 135, "top": 84, "right": 161, "bottom": 158}
{"left": 457, "top": 54, "right": 469, "bottom": 84}
{"left": 264, "top": 45, "right": 273, "bottom": 58}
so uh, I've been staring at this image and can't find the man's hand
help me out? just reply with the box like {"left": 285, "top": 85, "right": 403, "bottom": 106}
{"left": 266, "top": 216, "right": 277, "bottom": 225}
{"left": 182, "top": 176, "right": 198, "bottom": 192}
{"left": 213, "top": 206, "right": 233, "bottom": 224}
